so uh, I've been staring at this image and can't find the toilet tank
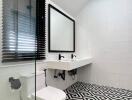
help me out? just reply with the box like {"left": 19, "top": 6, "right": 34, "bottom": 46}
{"left": 20, "top": 71, "right": 45, "bottom": 100}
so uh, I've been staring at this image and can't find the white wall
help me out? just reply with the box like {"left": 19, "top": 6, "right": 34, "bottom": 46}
{"left": 77, "top": 0, "right": 132, "bottom": 90}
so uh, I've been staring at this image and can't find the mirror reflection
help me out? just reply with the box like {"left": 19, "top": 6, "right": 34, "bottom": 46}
{"left": 48, "top": 4, "right": 75, "bottom": 52}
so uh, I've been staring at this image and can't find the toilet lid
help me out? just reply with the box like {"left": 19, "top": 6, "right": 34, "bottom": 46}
{"left": 32, "top": 86, "right": 66, "bottom": 100}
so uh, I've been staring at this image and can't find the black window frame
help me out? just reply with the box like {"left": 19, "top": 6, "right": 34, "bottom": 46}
{"left": 2, "top": 0, "right": 46, "bottom": 62}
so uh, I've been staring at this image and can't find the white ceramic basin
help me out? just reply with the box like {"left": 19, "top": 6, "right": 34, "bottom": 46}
{"left": 44, "top": 58, "right": 93, "bottom": 70}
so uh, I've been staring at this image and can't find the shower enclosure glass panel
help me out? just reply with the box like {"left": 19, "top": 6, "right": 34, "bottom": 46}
{"left": 1, "top": 0, "right": 36, "bottom": 100}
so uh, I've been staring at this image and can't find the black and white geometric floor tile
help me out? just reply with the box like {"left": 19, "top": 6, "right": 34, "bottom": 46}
{"left": 64, "top": 82, "right": 132, "bottom": 100}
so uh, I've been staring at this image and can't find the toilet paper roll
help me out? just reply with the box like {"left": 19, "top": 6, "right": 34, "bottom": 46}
{"left": 8, "top": 77, "right": 22, "bottom": 93}
{"left": 8, "top": 82, "right": 21, "bottom": 93}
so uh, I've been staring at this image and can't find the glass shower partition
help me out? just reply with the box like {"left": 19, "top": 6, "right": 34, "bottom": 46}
{"left": 1, "top": 0, "right": 38, "bottom": 100}
{"left": 1, "top": 0, "right": 45, "bottom": 99}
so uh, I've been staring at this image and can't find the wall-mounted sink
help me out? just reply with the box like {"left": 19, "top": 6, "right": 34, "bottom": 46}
{"left": 44, "top": 58, "right": 93, "bottom": 70}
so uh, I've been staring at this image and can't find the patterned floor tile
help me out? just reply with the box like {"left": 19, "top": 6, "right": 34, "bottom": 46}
{"left": 64, "top": 82, "right": 132, "bottom": 100}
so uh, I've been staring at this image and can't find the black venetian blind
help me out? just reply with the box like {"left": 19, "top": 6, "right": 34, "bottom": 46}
{"left": 36, "top": 0, "right": 46, "bottom": 60}
{"left": 2, "top": 0, "right": 45, "bottom": 62}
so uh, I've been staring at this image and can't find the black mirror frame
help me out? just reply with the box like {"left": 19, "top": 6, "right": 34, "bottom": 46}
{"left": 48, "top": 4, "right": 75, "bottom": 53}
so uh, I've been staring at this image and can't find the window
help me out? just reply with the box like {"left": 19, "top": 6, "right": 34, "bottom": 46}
{"left": 2, "top": 0, "right": 45, "bottom": 62}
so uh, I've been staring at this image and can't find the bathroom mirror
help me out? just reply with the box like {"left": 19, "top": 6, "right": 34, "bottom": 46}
{"left": 48, "top": 4, "right": 75, "bottom": 52}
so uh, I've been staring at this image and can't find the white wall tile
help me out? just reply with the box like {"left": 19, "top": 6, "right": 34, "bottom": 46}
{"left": 77, "top": 0, "right": 132, "bottom": 90}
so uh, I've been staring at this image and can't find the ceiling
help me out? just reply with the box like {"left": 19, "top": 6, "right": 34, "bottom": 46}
{"left": 51, "top": 0, "right": 89, "bottom": 17}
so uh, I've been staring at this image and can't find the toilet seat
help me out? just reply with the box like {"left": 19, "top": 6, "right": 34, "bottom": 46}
{"left": 32, "top": 86, "right": 66, "bottom": 100}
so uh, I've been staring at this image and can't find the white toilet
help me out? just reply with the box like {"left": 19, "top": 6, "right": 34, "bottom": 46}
{"left": 20, "top": 71, "right": 66, "bottom": 100}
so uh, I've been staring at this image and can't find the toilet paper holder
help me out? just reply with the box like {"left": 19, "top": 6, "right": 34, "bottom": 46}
{"left": 9, "top": 77, "right": 21, "bottom": 90}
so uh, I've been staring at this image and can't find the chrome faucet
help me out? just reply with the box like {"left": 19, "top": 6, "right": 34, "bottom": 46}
{"left": 58, "top": 54, "right": 64, "bottom": 60}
